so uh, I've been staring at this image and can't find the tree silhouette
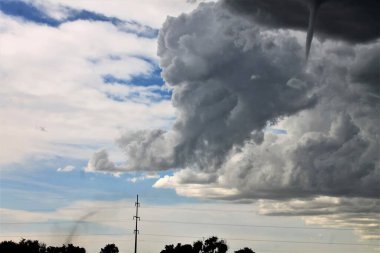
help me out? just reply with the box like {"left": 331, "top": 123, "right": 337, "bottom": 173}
{"left": 0, "top": 240, "right": 19, "bottom": 253}
{"left": 1, "top": 236, "right": 256, "bottom": 253}
{"left": 100, "top": 243, "right": 119, "bottom": 253}
{"left": 176, "top": 244, "right": 193, "bottom": 253}
{"left": 19, "top": 239, "right": 46, "bottom": 253}
{"left": 235, "top": 248, "right": 255, "bottom": 253}
{"left": 192, "top": 240, "right": 203, "bottom": 253}
{"left": 160, "top": 243, "right": 199, "bottom": 253}
{"left": 160, "top": 236, "right": 230, "bottom": 253}
{"left": 160, "top": 244, "right": 175, "bottom": 253}
{"left": 0, "top": 239, "right": 46, "bottom": 253}
{"left": 66, "top": 244, "right": 86, "bottom": 253}
{"left": 46, "top": 244, "right": 85, "bottom": 253}
{"left": 203, "top": 236, "right": 228, "bottom": 253}
{"left": 0, "top": 239, "right": 86, "bottom": 253}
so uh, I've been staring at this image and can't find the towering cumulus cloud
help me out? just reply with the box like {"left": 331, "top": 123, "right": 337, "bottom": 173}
{"left": 117, "top": 2, "right": 318, "bottom": 172}
{"left": 91, "top": 0, "right": 380, "bottom": 240}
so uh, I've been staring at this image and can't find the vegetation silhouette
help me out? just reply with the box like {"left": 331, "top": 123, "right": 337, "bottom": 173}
{"left": 235, "top": 248, "right": 255, "bottom": 253}
{"left": 46, "top": 244, "right": 85, "bottom": 253}
{"left": 0, "top": 237, "right": 256, "bottom": 252}
{"left": 100, "top": 243, "right": 119, "bottom": 253}
{"left": 0, "top": 239, "right": 85, "bottom": 253}
{"left": 160, "top": 236, "right": 255, "bottom": 253}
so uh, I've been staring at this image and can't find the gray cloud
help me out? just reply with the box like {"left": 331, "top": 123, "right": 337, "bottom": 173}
{"left": 157, "top": 111, "right": 379, "bottom": 200}
{"left": 115, "top": 2, "right": 318, "bottom": 174}
{"left": 211, "top": 40, "right": 380, "bottom": 200}
{"left": 117, "top": 129, "right": 175, "bottom": 171}
{"left": 93, "top": 1, "right": 379, "bottom": 204}
{"left": 350, "top": 44, "right": 380, "bottom": 98}
{"left": 86, "top": 149, "right": 120, "bottom": 172}
{"left": 160, "top": 2, "right": 317, "bottom": 170}
{"left": 289, "top": 114, "right": 379, "bottom": 198}
{"left": 259, "top": 197, "right": 380, "bottom": 240}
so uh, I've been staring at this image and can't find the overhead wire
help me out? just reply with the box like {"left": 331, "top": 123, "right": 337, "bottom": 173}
{"left": 0, "top": 218, "right": 367, "bottom": 231}
{"left": 0, "top": 232, "right": 378, "bottom": 246}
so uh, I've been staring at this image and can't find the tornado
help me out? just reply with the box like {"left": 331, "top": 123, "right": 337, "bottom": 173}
{"left": 305, "top": 0, "right": 324, "bottom": 60}
{"left": 64, "top": 211, "right": 97, "bottom": 245}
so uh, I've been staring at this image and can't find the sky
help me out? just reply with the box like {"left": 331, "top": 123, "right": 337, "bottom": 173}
{"left": 0, "top": 0, "right": 379, "bottom": 253}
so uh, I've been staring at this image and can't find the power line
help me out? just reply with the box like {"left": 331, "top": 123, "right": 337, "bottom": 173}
{"left": 1, "top": 218, "right": 374, "bottom": 231}
{"left": 139, "top": 233, "right": 380, "bottom": 247}
{"left": 0, "top": 232, "right": 378, "bottom": 247}
{"left": 0, "top": 205, "right": 136, "bottom": 212}
{"left": 142, "top": 206, "right": 254, "bottom": 213}
{"left": 0, "top": 233, "right": 129, "bottom": 238}
{"left": 140, "top": 219, "right": 360, "bottom": 231}
{"left": 0, "top": 205, "right": 253, "bottom": 213}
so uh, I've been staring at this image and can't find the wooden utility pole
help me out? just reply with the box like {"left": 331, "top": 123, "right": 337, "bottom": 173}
{"left": 133, "top": 195, "right": 140, "bottom": 253}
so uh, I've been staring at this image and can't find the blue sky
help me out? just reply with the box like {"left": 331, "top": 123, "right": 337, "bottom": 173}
{"left": 0, "top": 0, "right": 179, "bottom": 212}
{"left": 0, "top": 0, "right": 158, "bottom": 37}
{"left": 0, "top": 1, "right": 220, "bottom": 252}
{"left": 1, "top": 162, "right": 194, "bottom": 213}
{"left": 0, "top": 1, "right": 379, "bottom": 253}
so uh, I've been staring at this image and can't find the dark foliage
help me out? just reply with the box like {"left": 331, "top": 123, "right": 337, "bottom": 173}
{"left": 203, "top": 236, "right": 228, "bottom": 253}
{"left": 0, "top": 240, "right": 19, "bottom": 253}
{"left": 46, "top": 244, "right": 86, "bottom": 253}
{"left": 160, "top": 236, "right": 255, "bottom": 253}
{"left": 100, "top": 243, "right": 119, "bottom": 253}
{"left": 235, "top": 248, "right": 255, "bottom": 253}
{"left": 0, "top": 239, "right": 85, "bottom": 253}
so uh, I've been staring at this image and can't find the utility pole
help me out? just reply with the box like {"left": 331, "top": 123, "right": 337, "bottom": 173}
{"left": 133, "top": 194, "right": 140, "bottom": 253}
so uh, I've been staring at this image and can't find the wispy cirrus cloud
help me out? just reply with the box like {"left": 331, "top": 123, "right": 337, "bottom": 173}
{"left": 0, "top": 0, "right": 158, "bottom": 37}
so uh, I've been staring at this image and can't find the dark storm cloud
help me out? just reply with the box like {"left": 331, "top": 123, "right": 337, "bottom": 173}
{"left": 223, "top": 0, "right": 380, "bottom": 43}
{"left": 223, "top": 0, "right": 380, "bottom": 59}
{"left": 92, "top": 1, "right": 379, "bottom": 203}
{"left": 350, "top": 44, "right": 380, "bottom": 97}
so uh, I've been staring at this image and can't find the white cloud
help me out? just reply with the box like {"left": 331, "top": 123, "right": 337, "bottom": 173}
{"left": 127, "top": 173, "right": 160, "bottom": 183}
{"left": 0, "top": 12, "right": 175, "bottom": 166}
{"left": 31, "top": 0, "right": 214, "bottom": 28}
{"left": 57, "top": 165, "right": 75, "bottom": 172}
{"left": 259, "top": 197, "right": 380, "bottom": 241}
{"left": 154, "top": 175, "right": 240, "bottom": 199}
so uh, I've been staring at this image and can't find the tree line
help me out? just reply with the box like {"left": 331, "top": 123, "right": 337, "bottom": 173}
{"left": 0, "top": 239, "right": 118, "bottom": 253}
{"left": 160, "top": 236, "right": 255, "bottom": 253}
{"left": 0, "top": 236, "right": 255, "bottom": 253}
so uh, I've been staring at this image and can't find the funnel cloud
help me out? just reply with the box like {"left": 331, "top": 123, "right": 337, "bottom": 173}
{"left": 64, "top": 211, "right": 97, "bottom": 245}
